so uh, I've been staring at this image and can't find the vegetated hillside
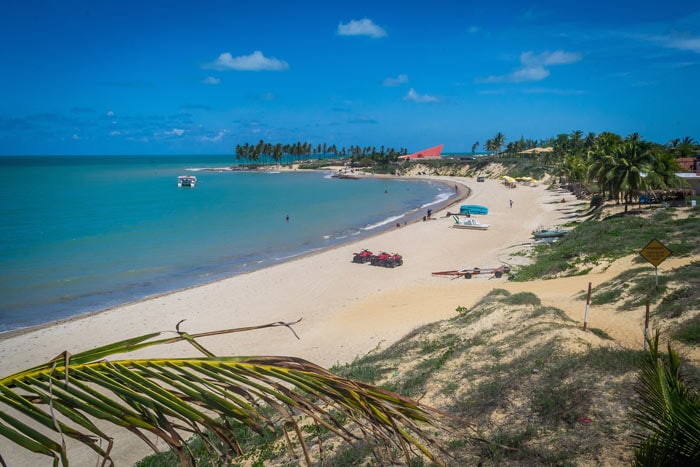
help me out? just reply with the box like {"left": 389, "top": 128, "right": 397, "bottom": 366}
{"left": 511, "top": 199, "right": 699, "bottom": 360}
{"left": 514, "top": 199, "right": 699, "bottom": 280}
{"left": 332, "top": 289, "right": 644, "bottom": 466}
{"left": 398, "top": 158, "right": 548, "bottom": 180}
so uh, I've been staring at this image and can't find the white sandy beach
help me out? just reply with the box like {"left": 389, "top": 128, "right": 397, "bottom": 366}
{"left": 1, "top": 175, "right": 691, "bottom": 465}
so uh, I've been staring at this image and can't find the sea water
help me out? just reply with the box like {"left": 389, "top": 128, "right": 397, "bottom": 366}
{"left": 0, "top": 155, "right": 452, "bottom": 332}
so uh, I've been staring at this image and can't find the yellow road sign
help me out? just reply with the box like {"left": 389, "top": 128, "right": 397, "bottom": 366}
{"left": 640, "top": 239, "right": 672, "bottom": 267}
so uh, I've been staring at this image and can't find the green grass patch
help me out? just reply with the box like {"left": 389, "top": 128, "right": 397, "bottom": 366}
{"left": 673, "top": 315, "right": 700, "bottom": 345}
{"left": 531, "top": 306, "right": 575, "bottom": 322}
{"left": 589, "top": 327, "right": 614, "bottom": 340}
{"left": 657, "top": 286, "right": 699, "bottom": 318}
{"left": 514, "top": 210, "right": 700, "bottom": 281}
{"left": 503, "top": 292, "right": 541, "bottom": 306}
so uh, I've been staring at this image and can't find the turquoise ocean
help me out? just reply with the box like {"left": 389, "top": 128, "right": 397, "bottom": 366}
{"left": 0, "top": 155, "right": 454, "bottom": 333}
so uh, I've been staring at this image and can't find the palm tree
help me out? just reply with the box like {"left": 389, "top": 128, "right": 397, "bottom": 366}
{"left": 562, "top": 152, "right": 588, "bottom": 196}
{"left": 609, "top": 136, "right": 653, "bottom": 211}
{"left": 471, "top": 141, "right": 479, "bottom": 154}
{"left": 492, "top": 132, "right": 506, "bottom": 155}
{"left": 587, "top": 132, "right": 623, "bottom": 199}
{"left": 0, "top": 321, "right": 457, "bottom": 466}
{"left": 632, "top": 331, "right": 700, "bottom": 465}
{"left": 675, "top": 136, "right": 699, "bottom": 158}
{"left": 645, "top": 148, "right": 683, "bottom": 193}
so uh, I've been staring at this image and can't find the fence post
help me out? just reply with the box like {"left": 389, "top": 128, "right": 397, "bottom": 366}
{"left": 644, "top": 300, "right": 650, "bottom": 351}
{"left": 583, "top": 282, "right": 592, "bottom": 331}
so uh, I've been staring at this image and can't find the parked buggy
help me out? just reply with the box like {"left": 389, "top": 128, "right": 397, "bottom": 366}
{"left": 370, "top": 252, "right": 404, "bottom": 268}
{"left": 352, "top": 249, "right": 373, "bottom": 263}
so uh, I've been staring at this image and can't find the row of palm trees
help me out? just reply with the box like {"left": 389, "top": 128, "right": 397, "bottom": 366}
{"left": 481, "top": 131, "right": 698, "bottom": 161}
{"left": 551, "top": 132, "right": 696, "bottom": 211}
{"left": 234, "top": 140, "right": 408, "bottom": 165}
{"left": 480, "top": 131, "right": 697, "bottom": 212}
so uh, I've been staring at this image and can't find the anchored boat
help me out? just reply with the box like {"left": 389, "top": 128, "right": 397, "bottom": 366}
{"left": 177, "top": 175, "right": 197, "bottom": 188}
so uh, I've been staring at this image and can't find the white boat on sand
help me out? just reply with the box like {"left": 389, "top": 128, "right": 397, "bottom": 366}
{"left": 451, "top": 215, "right": 489, "bottom": 230}
{"left": 532, "top": 226, "right": 569, "bottom": 238}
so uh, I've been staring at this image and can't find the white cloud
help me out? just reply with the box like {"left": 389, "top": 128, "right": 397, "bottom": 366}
{"left": 468, "top": 26, "right": 480, "bottom": 34}
{"left": 72, "top": 134, "right": 79, "bottom": 140}
{"left": 203, "top": 51, "right": 289, "bottom": 71}
{"left": 635, "top": 32, "right": 700, "bottom": 54}
{"left": 106, "top": 110, "right": 114, "bottom": 117}
{"left": 201, "top": 130, "right": 229, "bottom": 143}
{"left": 521, "top": 50, "right": 582, "bottom": 66}
{"left": 109, "top": 130, "right": 121, "bottom": 136}
{"left": 383, "top": 74, "right": 408, "bottom": 86}
{"left": 477, "top": 49, "right": 581, "bottom": 83}
{"left": 337, "top": 18, "right": 387, "bottom": 38}
{"left": 666, "top": 36, "right": 700, "bottom": 53}
{"left": 403, "top": 88, "right": 440, "bottom": 103}
{"left": 202, "top": 76, "right": 221, "bottom": 85}
{"left": 511, "top": 66, "right": 550, "bottom": 82}
{"left": 165, "top": 128, "right": 185, "bottom": 137}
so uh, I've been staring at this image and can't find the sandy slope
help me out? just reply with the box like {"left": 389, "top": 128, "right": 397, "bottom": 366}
{"left": 0, "top": 175, "right": 692, "bottom": 465}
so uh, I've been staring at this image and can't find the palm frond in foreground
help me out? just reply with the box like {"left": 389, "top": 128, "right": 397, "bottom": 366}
{"left": 632, "top": 331, "right": 700, "bottom": 465}
{"left": 0, "top": 320, "right": 457, "bottom": 466}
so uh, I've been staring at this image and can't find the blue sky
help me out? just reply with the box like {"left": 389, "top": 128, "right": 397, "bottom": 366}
{"left": 1, "top": 0, "right": 698, "bottom": 155}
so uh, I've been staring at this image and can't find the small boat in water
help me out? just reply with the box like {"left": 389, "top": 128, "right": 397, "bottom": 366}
{"left": 460, "top": 204, "right": 488, "bottom": 215}
{"left": 178, "top": 175, "right": 197, "bottom": 187}
{"left": 452, "top": 215, "right": 489, "bottom": 230}
{"left": 532, "top": 226, "right": 570, "bottom": 238}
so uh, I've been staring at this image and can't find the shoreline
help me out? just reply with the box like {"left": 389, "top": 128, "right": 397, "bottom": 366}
{"left": 0, "top": 174, "right": 471, "bottom": 342}
{"left": 0, "top": 174, "right": 536, "bottom": 375}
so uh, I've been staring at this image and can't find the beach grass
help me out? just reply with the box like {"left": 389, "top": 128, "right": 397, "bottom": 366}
{"left": 329, "top": 294, "right": 649, "bottom": 466}
{"left": 513, "top": 206, "right": 700, "bottom": 281}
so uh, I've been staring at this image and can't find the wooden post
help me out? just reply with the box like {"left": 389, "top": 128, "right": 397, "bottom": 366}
{"left": 583, "top": 282, "right": 591, "bottom": 331}
{"left": 655, "top": 266, "right": 659, "bottom": 291}
{"left": 644, "top": 300, "right": 650, "bottom": 351}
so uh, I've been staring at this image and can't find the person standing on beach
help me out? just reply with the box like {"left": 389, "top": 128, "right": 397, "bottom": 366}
{"left": 509, "top": 199, "right": 513, "bottom": 208}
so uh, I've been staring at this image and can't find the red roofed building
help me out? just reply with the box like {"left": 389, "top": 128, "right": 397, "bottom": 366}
{"left": 398, "top": 144, "right": 444, "bottom": 160}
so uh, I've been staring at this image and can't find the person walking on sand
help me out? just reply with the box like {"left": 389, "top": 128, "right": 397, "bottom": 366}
{"left": 509, "top": 199, "right": 513, "bottom": 208}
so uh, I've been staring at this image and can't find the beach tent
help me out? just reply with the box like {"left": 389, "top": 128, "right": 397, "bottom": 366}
{"left": 516, "top": 176, "right": 538, "bottom": 186}
{"left": 398, "top": 144, "right": 444, "bottom": 160}
{"left": 502, "top": 175, "right": 516, "bottom": 187}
